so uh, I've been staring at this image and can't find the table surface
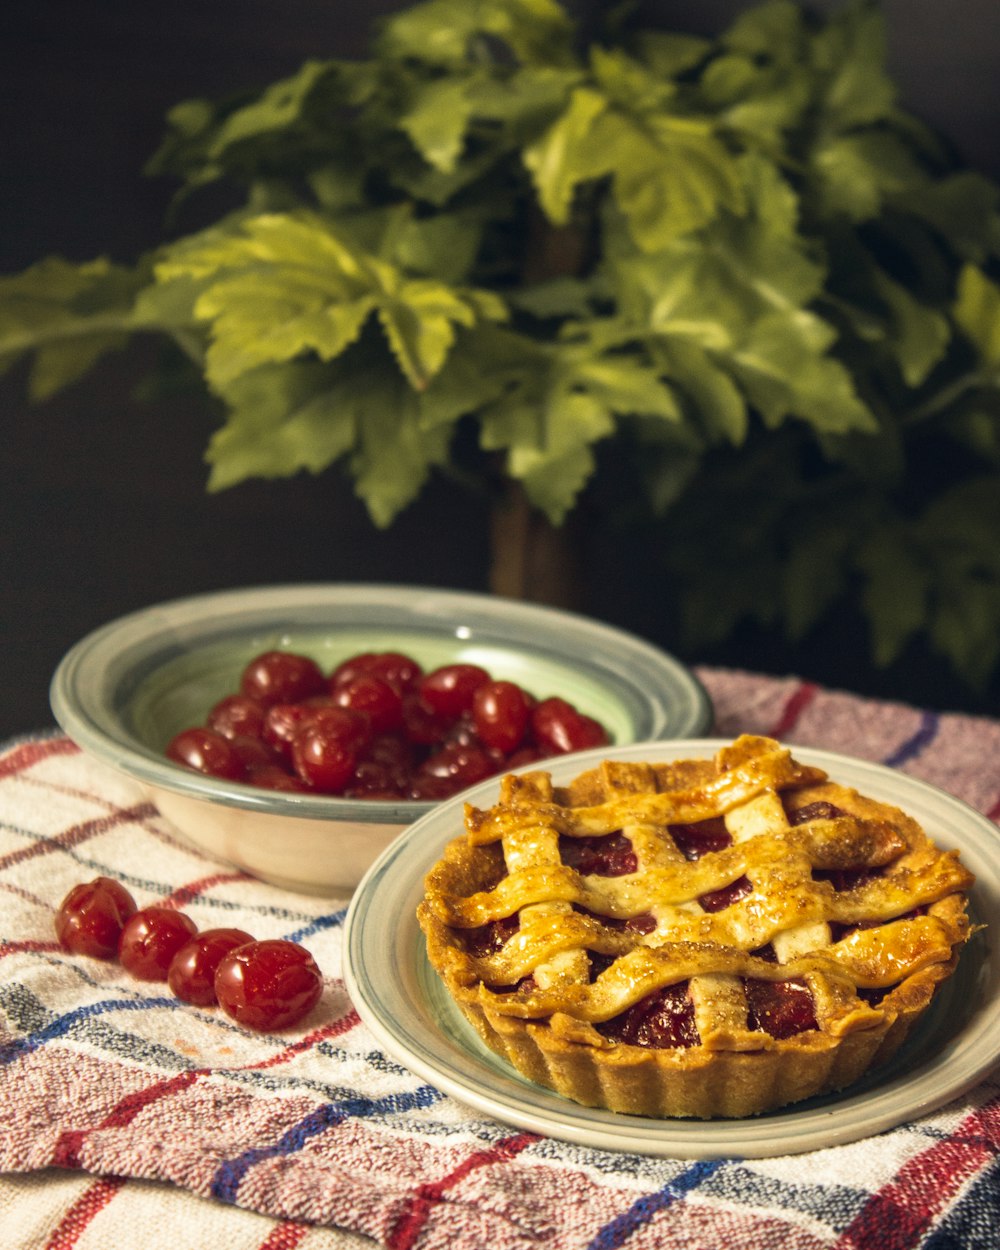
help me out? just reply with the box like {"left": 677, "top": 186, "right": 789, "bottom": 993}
{"left": 3, "top": 666, "right": 1000, "bottom": 1250}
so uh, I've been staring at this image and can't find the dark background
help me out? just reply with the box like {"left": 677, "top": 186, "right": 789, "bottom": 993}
{"left": 2, "top": 1, "right": 998, "bottom": 738}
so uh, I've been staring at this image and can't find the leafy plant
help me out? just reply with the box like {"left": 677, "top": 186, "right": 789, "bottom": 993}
{"left": 3, "top": 0, "right": 1000, "bottom": 685}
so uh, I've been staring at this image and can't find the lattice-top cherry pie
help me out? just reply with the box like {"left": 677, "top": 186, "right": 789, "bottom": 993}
{"left": 417, "top": 735, "right": 975, "bottom": 1118}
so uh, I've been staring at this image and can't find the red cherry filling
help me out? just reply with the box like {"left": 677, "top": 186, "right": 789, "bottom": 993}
{"left": 461, "top": 913, "right": 520, "bottom": 958}
{"left": 813, "top": 865, "right": 885, "bottom": 891}
{"left": 668, "top": 816, "right": 731, "bottom": 860}
{"left": 598, "top": 983, "right": 699, "bottom": 1049}
{"left": 573, "top": 904, "right": 656, "bottom": 936}
{"left": 559, "top": 832, "right": 637, "bottom": 877}
{"left": 487, "top": 974, "right": 538, "bottom": 995}
{"left": 784, "top": 799, "right": 847, "bottom": 824}
{"left": 598, "top": 976, "right": 817, "bottom": 1049}
{"left": 698, "top": 874, "right": 752, "bottom": 912}
{"left": 744, "top": 977, "right": 817, "bottom": 1038}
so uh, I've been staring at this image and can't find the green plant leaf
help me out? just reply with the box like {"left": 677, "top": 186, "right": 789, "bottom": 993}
{"left": 208, "top": 356, "right": 456, "bottom": 526}
{"left": 524, "top": 76, "right": 744, "bottom": 249}
{"left": 207, "top": 360, "right": 356, "bottom": 488}
{"left": 954, "top": 265, "right": 1000, "bottom": 368}
{"left": 732, "top": 312, "right": 877, "bottom": 434}
{"left": 899, "top": 173, "right": 1000, "bottom": 264}
{"left": 522, "top": 87, "right": 607, "bottom": 226}
{"left": 376, "top": 271, "right": 487, "bottom": 389}
{"left": 375, "top": 0, "right": 576, "bottom": 68}
{"left": 656, "top": 339, "right": 748, "bottom": 444}
{"left": 511, "top": 390, "right": 615, "bottom": 521}
{"left": 811, "top": 0, "right": 896, "bottom": 131}
{"left": 0, "top": 256, "right": 150, "bottom": 398}
{"left": 156, "top": 212, "right": 506, "bottom": 391}
{"left": 721, "top": 0, "right": 805, "bottom": 62}
{"left": 855, "top": 527, "right": 929, "bottom": 667}
{"left": 701, "top": 54, "right": 812, "bottom": 149}
{"left": 478, "top": 340, "right": 638, "bottom": 521}
{"left": 633, "top": 31, "right": 711, "bottom": 80}
{"left": 206, "top": 60, "right": 335, "bottom": 158}
{"left": 811, "top": 132, "right": 927, "bottom": 223}
{"left": 569, "top": 353, "right": 681, "bottom": 423}
{"left": 871, "top": 269, "right": 950, "bottom": 387}
{"left": 398, "top": 77, "right": 473, "bottom": 172}
{"left": 349, "top": 376, "right": 454, "bottom": 526}
{"left": 919, "top": 477, "right": 1000, "bottom": 683}
{"left": 606, "top": 152, "right": 825, "bottom": 344}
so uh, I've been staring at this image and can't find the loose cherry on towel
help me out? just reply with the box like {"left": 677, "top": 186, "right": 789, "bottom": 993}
{"left": 167, "top": 928, "right": 255, "bottom": 1005}
{"left": 214, "top": 939, "right": 323, "bottom": 1030}
{"left": 55, "top": 877, "right": 138, "bottom": 959}
{"left": 54, "top": 879, "right": 326, "bottom": 1032}
{"left": 118, "top": 906, "right": 199, "bottom": 981}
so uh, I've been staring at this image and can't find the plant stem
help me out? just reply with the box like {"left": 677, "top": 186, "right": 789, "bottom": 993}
{"left": 489, "top": 478, "right": 582, "bottom": 607}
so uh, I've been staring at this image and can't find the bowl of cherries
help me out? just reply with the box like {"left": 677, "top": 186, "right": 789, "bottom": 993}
{"left": 50, "top": 583, "right": 711, "bottom": 894}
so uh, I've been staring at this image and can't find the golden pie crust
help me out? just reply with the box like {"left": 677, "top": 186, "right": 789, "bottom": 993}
{"left": 417, "top": 735, "right": 975, "bottom": 1119}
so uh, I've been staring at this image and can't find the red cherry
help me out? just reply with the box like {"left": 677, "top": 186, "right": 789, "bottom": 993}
{"left": 214, "top": 939, "right": 323, "bottom": 1030}
{"left": 229, "top": 734, "right": 276, "bottom": 773}
{"left": 399, "top": 691, "right": 452, "bottom": 745}
{"left": 531, "top": 697, "right": 610, "bottom": 755}
{"left": 410, "top": 742, "right": 495, "bottom": 798}
{"left": 262, "top": 700, "right": 326, "bottom": 758}
{"left": 166, "top": 727, "right": 245, "bottom": 780}
{"left": 291, "top": 707, "right": 370, "bottom": 793}
{"left": 330, "top": 651, "right": 422, "bottom": 694}
{"left": 118, "top": 907, "right": 198, "bottom": 981}
{"left": 331, "top": 674, "right": 403, "bottom": 733}
{"left": 167, "top": 928, "right": 255, "bottom": 1005}
{"left": 472, "top": 680, "right": 533, "bottom": 753}
{"left": 207, "top": 694, "right": 266, "bottom": 740}
{"left": 246, "top": 764, "right": 311, "bottom": 792}
{"left": 417, "top": 664, "right": 490, "bottom": 720}
{"left": 240, "top": 651, "right": 326, "bottom": 706}
{"left": 55, "top": 877, "right": 138, "bottom": 959}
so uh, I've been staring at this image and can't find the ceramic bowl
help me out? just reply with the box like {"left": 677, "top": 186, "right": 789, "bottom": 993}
{"left": 50, "top": 583, "right": 712, "bottom": 894}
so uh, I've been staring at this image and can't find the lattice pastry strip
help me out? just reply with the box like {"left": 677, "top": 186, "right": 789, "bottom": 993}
{"left": 418, "top": 735, "right": 975, "bottom": 1118}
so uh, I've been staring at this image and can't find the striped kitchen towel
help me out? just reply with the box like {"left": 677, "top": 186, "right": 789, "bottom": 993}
{"left": 2, "top": 667, "right": 1000, "bottom": 1250}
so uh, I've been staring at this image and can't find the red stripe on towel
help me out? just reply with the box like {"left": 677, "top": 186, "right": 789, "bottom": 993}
{"left": 768, "top": 682, "right": 819, "bottom": 739}
{"left": 43, "top": 1175, "right": 126, "bottom": 1249}
{"left": 0, "top": 803, "right": 158, "bottom": 873}
{"left": 165, "top": 871, "right": 253, "bottom": 907}
{"left": 833, "top": 1096, "right": 1000, "bottom": 1250}
{"left": 387, "top": 1132, "right": 540, "bottom": 1250}
{"left": 0, "top": 737, "right": 80, "bottom": 781}
{"left": 256, "top": 1224, "right": 312, "bottom": 1250}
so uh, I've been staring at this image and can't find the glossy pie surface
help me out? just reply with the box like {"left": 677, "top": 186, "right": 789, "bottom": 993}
{"left": 417, "top": 736, "right": 974, "bottom": 1119}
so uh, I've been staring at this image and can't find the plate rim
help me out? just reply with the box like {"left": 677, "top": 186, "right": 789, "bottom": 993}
{"left": 343, "top": 738, "right": 1000, "bottom": 1159}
